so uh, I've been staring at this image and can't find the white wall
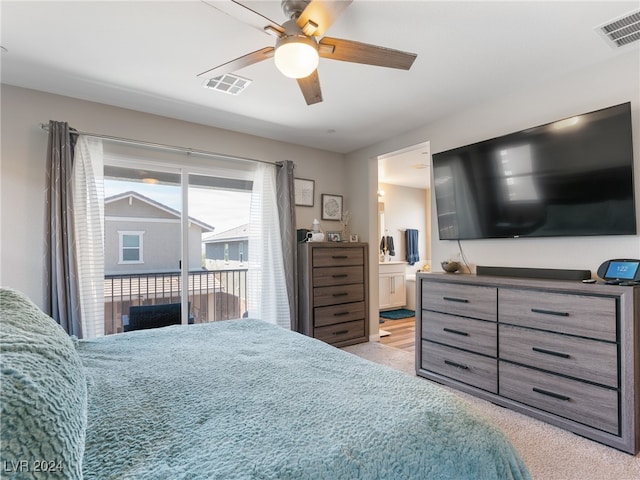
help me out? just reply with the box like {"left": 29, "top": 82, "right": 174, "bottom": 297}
{"left": 4, "top": 47, "right": 639, "bottom": 330}
{"left": 352, "top": 50, "right": 640, "bottom": 271}
{"left": 346, "top": 50, "right": 640, "bottom": 337}
{"left": 0, "top": 85, "right": 346, "bottom": 308}
{"left": 378, "top": 182, "right": 429, "bottom": 274}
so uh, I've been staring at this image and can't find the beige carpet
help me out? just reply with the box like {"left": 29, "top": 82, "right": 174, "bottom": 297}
{"left": 343, "top": 342, "right": 640, "bottom": 480}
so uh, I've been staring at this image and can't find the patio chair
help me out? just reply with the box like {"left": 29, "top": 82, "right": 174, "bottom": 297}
{"left": 125, "top": 302, "right": 194, "bottom": 332}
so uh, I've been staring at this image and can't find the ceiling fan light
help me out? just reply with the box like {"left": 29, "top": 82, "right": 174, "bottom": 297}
{"left": 274, "top": 36, "right": 319, "bottom": 79}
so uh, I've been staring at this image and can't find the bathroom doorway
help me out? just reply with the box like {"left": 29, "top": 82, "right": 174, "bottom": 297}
{"left": 377, "top": 141, "right": 431, "bottom": 349}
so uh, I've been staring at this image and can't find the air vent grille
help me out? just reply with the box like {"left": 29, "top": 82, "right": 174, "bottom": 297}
{"left": 203, "top": 74, "right": 252, "bottom": 95}
{"left": 597, "top": 10, "right": 640, "bottom": 48}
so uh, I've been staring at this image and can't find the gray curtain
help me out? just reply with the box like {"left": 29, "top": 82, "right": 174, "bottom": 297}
{"left": 275, "top": 160, "right": 297, "bottom": 331}
{"left": 44, "top": 120, "right": 82, "bottom": 337}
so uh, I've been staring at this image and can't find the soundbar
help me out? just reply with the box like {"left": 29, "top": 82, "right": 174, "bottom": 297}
{"left": 476, "top": 265, "right": 591, "bottom": 281}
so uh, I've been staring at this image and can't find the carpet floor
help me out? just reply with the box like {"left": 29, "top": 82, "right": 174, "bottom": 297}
{"left": 342, "top": 341, "right": 640, "bottom": 480}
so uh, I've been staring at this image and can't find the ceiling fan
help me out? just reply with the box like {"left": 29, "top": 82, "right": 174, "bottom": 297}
{"left": 198, "top": 0, "right": 417, "bottom": 105}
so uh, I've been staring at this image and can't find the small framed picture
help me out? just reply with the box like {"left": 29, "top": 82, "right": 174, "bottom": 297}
{"left": 327, "top": 231, "right": 342, "bottom": 242}
{"left": 321, "top": 194, "right": 343, "bottom": 221}
{"left": 294, "top": 178, "right": 314, "bottom": 207}
{"left": 349, "top": 234, "right": 358, "bottom": 243}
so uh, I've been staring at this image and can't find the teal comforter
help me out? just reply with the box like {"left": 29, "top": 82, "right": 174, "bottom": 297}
{"left": 77, "top": 319, "right": 530, "bottom": 479}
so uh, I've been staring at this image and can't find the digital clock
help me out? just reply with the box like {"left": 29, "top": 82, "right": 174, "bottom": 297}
{"left": 597, "top": 259, "right": 640, "bottom": 283}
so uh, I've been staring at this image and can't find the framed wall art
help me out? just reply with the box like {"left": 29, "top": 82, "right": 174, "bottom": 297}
{"left": 294, "top": 178, "right": 314, "bottom": 207}
{"left": 321, "top": 194, "right": 343, "bottom": 221}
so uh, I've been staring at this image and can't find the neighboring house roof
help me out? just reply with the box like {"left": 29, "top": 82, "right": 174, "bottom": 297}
{"left": 202, "top": 224, "right": 249, "bottom": 244}
{"left": 105, "top": 191, "right": 215, "bottom": 233}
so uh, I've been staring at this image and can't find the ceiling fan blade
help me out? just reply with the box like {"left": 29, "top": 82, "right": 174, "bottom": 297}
{"left": 318, "top": 37, "right": 417, "bottom": 70}
{"left": 297, "top": 70, "right": 323, "bottom": 105}
{"left": 197, "top": 47, "right": 274, "bottom": 78}
{"left": 297, "top": 0, "right": 353, "bottom": 37}
{"left": 201, "top": 0, "right": 284, "bottom": 36}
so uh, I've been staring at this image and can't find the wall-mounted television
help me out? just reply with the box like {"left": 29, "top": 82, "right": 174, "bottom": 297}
{"left": 433, "top": 102, "right": 636, "bottom": 240}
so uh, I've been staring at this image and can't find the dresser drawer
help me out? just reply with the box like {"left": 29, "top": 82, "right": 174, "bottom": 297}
{"left": 313, "top": 265, "right": 363, "bottom": 287}
{"left": 314, "top": 319, "right": 365, "bottom": 344}
{"left": 499, "top": 289, "right": 616, "bottom": 341}
{"left": 314, "top": 284, "right": 364, "bottom": 307}
{"left": 499, "top": 325, "right": 617, "bottom": 388}
{"left": 422, "top": 282, "right": 497, "bottom": 321}
{"left": 499, "top": 361, "right": 618, "bottom": 434}
{"left": 422, "top": 311, "right": 496, "bottom": 357}
{"left": 421, "top": 340, "right": 497, "bottom": 393}
{"left": 314, "top": 302, "right": 365, "bottom": 327}
{"left": 313, "top": 247, "right": 364, "bottom": 267}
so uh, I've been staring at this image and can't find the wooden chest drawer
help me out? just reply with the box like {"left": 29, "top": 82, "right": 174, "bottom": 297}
{"left": 314, "top": 319, "right": 365, "bottom": 344}
{"left": 421, "top": 340, "right": 497, "bottom": 393}
{"left": 421, "top": 282, "right": 497, "bottom": 321}
{"left": 314, "top": 302, "right": 365, "bottom": 327}
{"left": 298, "top": 243, "right": 368, "bottom": 347}
{"left": 313, "top": 247, "right": 364, "bottom": 267}
{"left": 422, "top": 311, "right": 496, "bottom": 357}
{"left": 313, "top": 284, "right": 364, "bottom": 307}
{"left": 499, "top": 361, "right": 618, "bottom": 434}
{"left": 499, "top": 289, "right": 616, "bottom": 341}
{"left": 313, "top": 265, "right": 363, "bottom": 287}
{"left": 499, "top": 325, "right": 617, "bottom": 388}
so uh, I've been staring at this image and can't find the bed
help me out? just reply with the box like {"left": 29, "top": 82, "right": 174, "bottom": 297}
{"left": 1, "top": 287, "right": 530, "bottom": 479}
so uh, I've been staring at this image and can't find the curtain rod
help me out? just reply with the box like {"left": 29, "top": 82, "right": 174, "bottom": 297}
{"left": 39, "top": 123, "right": 279, "bottom": 167}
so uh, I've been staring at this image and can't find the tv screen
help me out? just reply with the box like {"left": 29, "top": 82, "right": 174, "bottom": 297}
{"left": 433, "top": 102, "right": 636, "bottom": 240}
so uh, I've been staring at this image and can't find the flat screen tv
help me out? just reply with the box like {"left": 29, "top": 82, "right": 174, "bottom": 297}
{"left": 432, "top": 102, "right": 636, "bottom": 240}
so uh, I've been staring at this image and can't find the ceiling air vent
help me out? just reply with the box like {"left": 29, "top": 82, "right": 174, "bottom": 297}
{"left": 596, "top": 10, "right": 640, "bottom": 48}
{"left": 203, "top": 74, "right": 252, "bottom": 95}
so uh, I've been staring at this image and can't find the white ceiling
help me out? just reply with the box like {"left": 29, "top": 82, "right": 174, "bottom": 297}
{"left": 378, "top": 141, "right": 430, "bottom": 189}
{"left": 1, "top": 0, "right": 638, "bottom": 161}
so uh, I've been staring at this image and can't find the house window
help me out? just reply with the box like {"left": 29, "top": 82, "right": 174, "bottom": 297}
{"left": 119, "top": 231, "right": 144, "bottom": 264}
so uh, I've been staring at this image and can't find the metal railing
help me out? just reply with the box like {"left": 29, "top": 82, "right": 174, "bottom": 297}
{"left": 104, "top": 269, "right": 248, "bottom": 335}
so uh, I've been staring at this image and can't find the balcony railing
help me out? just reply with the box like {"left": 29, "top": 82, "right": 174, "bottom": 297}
{"left": 104, "top": 269, "right": 248, "bottom": 335}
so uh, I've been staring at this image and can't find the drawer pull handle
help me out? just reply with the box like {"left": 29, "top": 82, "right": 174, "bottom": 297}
{"left": 443, "top": 296, "right": 469, "bottom": 303}
{"left": 332, "top": 292, "right": 349, "bottom": 297}
{"left": 443, "top": 327, "right": 469, "bottom": 336}
{"left": 532, "top": 347, "right": 570, "bottom": 359}
{"left": 332, "top": 255, "right": 348, "bottom": 259}
{"left": 333, "top": 330, "right": 349, "bottom": 335}
{"left": 444, "top": 359, "right": 469, "bottom": 370}
{"left": 531, "top": 308, "right": 569, "bottom": 317}
{"left": 333, "top": 311, "right": 350, "bottom": 317}
{"left": 332, "top": 274, "right": 349, "bottom": 278}
{"left": 532, "top": 387, "right": 571, "bottom": 402}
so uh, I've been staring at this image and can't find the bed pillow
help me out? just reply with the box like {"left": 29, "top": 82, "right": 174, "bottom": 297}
{"left": 0, "top": 288, "right": 87, "bottom": 480}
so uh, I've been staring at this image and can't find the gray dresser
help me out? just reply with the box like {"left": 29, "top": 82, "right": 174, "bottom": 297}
{"left": 297, "top": 242, "right": 369, "bottom": 347}
{"left": 416, "top": 272, "right": 639, "bottom": 454}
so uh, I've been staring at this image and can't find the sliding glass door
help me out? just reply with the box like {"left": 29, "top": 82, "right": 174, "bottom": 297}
{"left": 187, "top": 173, "right": 252, "bottom": 324}
{"left": 103, "top": 165, "right": 184, "bottom": 334}
{"left": 102, "top": 154, "right": 258, "bottom": 334}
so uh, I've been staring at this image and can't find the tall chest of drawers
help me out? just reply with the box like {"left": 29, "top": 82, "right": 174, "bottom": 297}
{"left": 297, "top": 242, "right": 369, "bottom": 347}
{"left": 416, "top": 273, "right": 639, "bottom": 454}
